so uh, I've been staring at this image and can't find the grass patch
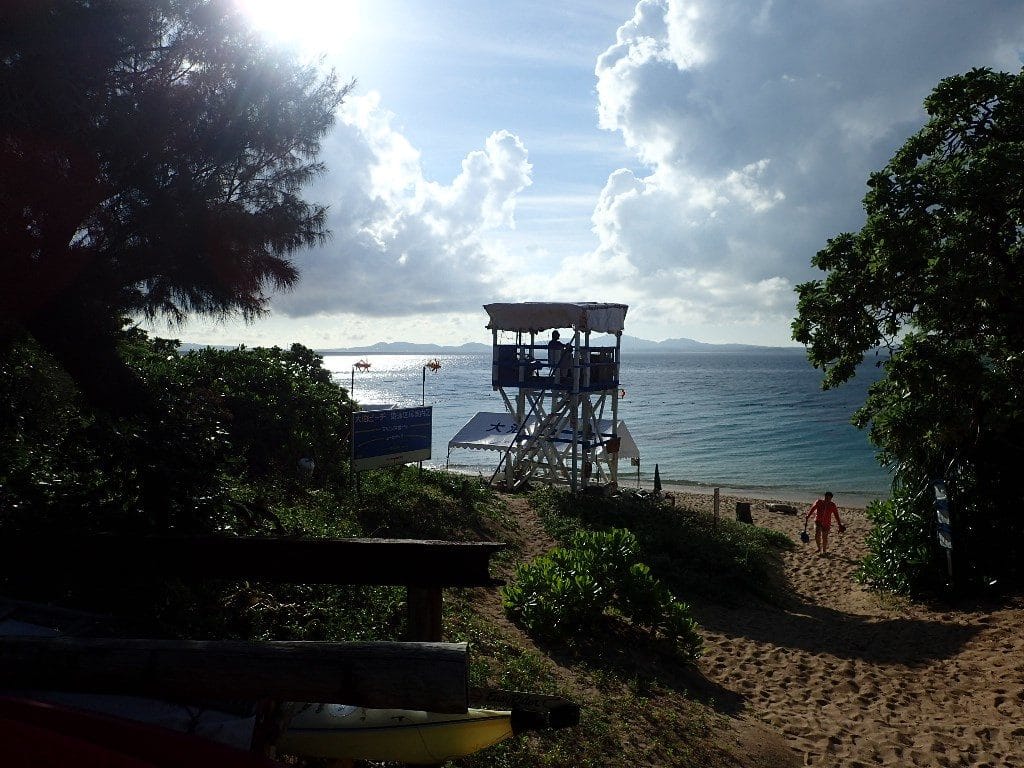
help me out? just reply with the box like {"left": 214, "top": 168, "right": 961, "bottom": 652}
{"left": 354, "top": 466, "right": 497, "bottom": 540}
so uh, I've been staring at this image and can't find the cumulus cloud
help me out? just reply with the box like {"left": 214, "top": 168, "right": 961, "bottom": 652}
{"left": 247, "top": 0, "right": 1024, "bottom": 348}
{"left": 272, "top": 92, "right": 532, "bottom": 318}
{"left": 589, "top": 0, "right": 1024, "bottom": 340}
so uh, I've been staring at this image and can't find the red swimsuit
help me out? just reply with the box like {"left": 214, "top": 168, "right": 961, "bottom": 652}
{"left": 808, "top": 499, "right": 839, "bottom": 529}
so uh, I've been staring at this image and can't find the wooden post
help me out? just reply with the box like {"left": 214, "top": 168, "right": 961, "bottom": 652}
{"left": 407, "top": 586, "right": 444, "bottom": 642}
{"left": 735, "top": 501, "right": 753, "bottom": 524}
{"left": 713, "top": 487, "right": 720, "bottom": 526}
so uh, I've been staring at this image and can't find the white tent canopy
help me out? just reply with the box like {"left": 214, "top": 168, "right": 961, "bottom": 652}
{"left": 447, "top": 412, "right": 523, "bottom": 452}
{"left": 447, "top": 411, "right": 640, "bottom": 462}
{"left": 483, "top": 302, "right": 628, "bottom": 334}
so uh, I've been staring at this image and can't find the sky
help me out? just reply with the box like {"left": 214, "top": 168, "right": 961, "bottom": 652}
{"left": 159, "top": 0, "right": 1024, "bottom": 349}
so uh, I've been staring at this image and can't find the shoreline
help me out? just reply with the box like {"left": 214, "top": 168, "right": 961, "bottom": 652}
{"left": 438, "top": 464, "right": 882, "bottom": 511}
{"left": 656, "top": 482, "right": 882, "bottom": 510}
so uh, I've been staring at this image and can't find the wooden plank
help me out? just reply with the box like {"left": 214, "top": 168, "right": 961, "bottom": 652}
{"left": 0, "top": 537, "right": 506, "bottom": 588}
{"left": 0, "top": 637, "right": 469, "bottom": 713}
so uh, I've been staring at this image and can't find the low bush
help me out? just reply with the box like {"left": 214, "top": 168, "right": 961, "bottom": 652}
{"left": 503, "top": 528, "right": 702, "bottom": 661}
{"left": 0, "top": 329, "right": 358, "bottom": 537}
{"left": 858, "top": 488, "right": 936, "bottom": 594}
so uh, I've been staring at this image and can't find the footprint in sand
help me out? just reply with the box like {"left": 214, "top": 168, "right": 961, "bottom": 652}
{"left": 684, "top": 501, "right": 1024, "bottom": 767}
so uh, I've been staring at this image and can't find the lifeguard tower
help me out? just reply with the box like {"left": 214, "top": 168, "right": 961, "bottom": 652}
{"left": 483, "top": 302, "right": 628, "bottom": 491}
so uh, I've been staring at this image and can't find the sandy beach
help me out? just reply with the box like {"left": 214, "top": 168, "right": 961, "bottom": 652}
{"left": 669, "top": 489, "right": 1024, "bottom": 767}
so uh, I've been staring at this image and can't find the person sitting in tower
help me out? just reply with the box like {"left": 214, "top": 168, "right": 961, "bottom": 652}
{"left": 547, "top": 330, "right": 564, "bottom": 376}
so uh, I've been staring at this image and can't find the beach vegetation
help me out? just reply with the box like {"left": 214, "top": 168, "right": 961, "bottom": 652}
{"left": 356, "top": 462, "right": 495, "bottom": 539}
{"left": 793, "top": 66, "right": 1024, "bottom": 593}
{"left": 2, "top": 330, "right": 774, "bottom": 766}
{"left": 856, "top": 491, "right": 934, "bottom": 593}
{"left": 502, "top": 527, "right": 703, "bottom": 661}
{"left": 1, "top": 327, "right": 354, "bottom": 537}
{"left": 529, "top": 487, "right": 792, "bottom": 605}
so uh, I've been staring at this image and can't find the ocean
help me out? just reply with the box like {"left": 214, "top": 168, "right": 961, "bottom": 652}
{"left": 322, "top": 350, "right": 891, "bottom": 506}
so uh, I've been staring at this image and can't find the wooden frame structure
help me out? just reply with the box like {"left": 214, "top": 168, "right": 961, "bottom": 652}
{"left": 1, "top": 534, "right": 580, "bottom": 763}
{"left": 0, "top": 535, "right": 505, "bottom": 648}
{"left": 484, "top": 302, "right": 628, "bottom": 492}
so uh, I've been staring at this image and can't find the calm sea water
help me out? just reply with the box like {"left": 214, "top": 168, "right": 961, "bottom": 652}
{"left": 323, "top": 351, "right": 891, "bottom": 505}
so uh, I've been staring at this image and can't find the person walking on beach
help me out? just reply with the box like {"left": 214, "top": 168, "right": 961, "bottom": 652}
{"left": 806, "top": 491, "right": 844, "bottom": 555}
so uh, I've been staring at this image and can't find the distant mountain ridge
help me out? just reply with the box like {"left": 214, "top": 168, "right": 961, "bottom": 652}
{"left": 313, "top": 336, "right": 800, "bottom": 355}
{"left": 178, "top": 336, "right": 801, "bottom": 355}
{"left": 618, "top": 335, "right": 798, "bottom": 353}
{"left": 316, "top": 341, "right": 492, "bottom": 355}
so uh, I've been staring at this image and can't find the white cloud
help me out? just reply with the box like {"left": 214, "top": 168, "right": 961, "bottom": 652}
{"left": 590, "top": 0, "right": 1024, "bottom": 342}
{"left": 185, "top": 0, "right": 1024, "bottom": 349}
{"left": 272, "top": 93, "right": 532, "bottom": 319}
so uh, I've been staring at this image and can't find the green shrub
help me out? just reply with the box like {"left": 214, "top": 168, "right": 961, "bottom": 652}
{"left": 504, "top": 556, "right": 605, "bottom": 634}
{"left": 503, "top": 528, "right": 702, "bottom": 661}
{"left": 858, "top": 488, "right": 936, "bottom": 593}
{"left": 158, "top": 341, "right": 355, "bottom": 488}
{"left": 530, "top": 487, "right": 790, "bottom": 605}
{"left": 0, "top": 329, "right": 363, "bottom": 536}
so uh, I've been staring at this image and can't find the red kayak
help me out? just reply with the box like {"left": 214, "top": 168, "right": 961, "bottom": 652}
{"left": 0, "top": 696, "right": 282, "bottom": 768}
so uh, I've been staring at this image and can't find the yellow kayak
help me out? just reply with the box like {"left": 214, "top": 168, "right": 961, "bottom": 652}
{"left": 277, "top": 703, "right": 514, "bottom": 764}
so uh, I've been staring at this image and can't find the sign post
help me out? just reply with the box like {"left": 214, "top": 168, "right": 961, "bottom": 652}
{"left": 933, "top": 480, "right": 953, "bottom": 580}
{"left": 420, "top": 360, "right": 441, "bottom": 470}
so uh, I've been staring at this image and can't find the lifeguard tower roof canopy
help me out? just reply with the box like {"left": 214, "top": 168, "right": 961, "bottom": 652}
{"left": 483, "top": 302, "right": 628, "bottom": 334}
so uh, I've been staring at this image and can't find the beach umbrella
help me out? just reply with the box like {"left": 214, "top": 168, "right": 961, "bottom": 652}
{"left": 654, "top": 464, "right": 662, "bottom": 493}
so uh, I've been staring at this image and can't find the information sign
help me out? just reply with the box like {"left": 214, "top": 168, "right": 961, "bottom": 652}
{"left": 352, "top": 407, "right": 432, "bottom": 471}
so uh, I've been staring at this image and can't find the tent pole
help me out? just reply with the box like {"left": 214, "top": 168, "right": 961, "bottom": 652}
{"left": 570, "top": 329, "right": 580, "bottom": 493}
{"left": 611, "top": 331, "right": 622, "bottom": 485}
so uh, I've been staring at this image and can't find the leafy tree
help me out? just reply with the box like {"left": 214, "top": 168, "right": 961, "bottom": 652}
{"left": 0, "top": 328, "right": 356, "bottom": 535}
{"left": 165, "top": 341, "right": 355, "bottom": 485}
{"left": 0, "top": 0, "right": 349, "bottom": 413}
{"left": 793, "top": 67, "right": 1024, "bottom": 590}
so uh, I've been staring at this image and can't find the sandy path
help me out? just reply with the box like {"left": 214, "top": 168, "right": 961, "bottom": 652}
{"left": 678, "top": 493, "right": 1024, "bottom": 767}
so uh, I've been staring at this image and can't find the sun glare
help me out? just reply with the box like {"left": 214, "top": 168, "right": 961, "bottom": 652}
{"left": 236, "top": 0, "right": 361, "bottom": 54}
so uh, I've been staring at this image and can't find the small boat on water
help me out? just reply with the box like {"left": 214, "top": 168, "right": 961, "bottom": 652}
{"left": 277, "top": 703, "right": 514, "bottom": 764}
{"left": 353, "top": 359, "right": 371, "bottom": 370}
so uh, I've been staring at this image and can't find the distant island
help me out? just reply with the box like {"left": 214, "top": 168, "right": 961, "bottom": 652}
{"left": 179, "top": 335, "right": 804, "bottom": 355}
{"left": 312, "top": 335, "right": 803, "bottom": 355}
